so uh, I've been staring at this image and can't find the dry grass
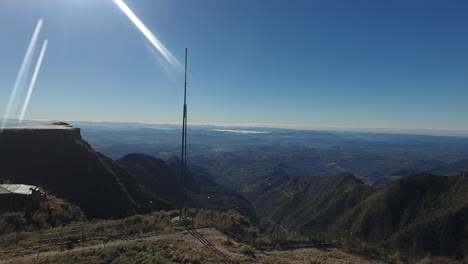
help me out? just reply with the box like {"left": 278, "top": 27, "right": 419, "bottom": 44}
{"left": 253, "top": 247, "right": 380, "bottom": 264}
{"left": 4, "top": 227, "right": 385, "bottom": 264}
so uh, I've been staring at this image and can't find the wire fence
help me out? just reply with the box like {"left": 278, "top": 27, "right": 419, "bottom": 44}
{"left": 0, "top": 216, "right": 178, "bottom": 262}
{"left": 0, "top": 213, "right": 220, "bottom": 262}
{"left": 0, "top": 216, "right": 393, "bottom": 263}
{"left": 0, "top": 222, "right": 107, "bottom": 258}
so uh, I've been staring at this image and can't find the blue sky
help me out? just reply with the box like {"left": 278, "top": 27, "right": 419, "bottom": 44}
{"left": 1, "top": 0, "right": 467, "bottom": 131}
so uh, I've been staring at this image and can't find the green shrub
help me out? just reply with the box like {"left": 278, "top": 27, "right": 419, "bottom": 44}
{"left": 31, "top": 212, "right": 48, "bottom": 229}
{"left": 0, "top": 195, "right": 85, "bottom": 235}
{"left": 240, "top": 245, "right": 256, "bottom": 257}
{"left": 415, "top": 258, "right": 432, "bottom": 264}
{"left": 432, "top": 256, "right": 463, "bottom": 264}
{"left": 3, "top": 212, "right": 26, "bottom": 231}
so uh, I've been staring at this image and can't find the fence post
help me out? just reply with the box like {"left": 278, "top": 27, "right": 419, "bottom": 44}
{"left": 364, "top": 243, "right": 368, "bottom": 259}
{"left": 101, "top": 221, "right": 105, "bottom": 248}
{"left": 37, "top": 230, "right": 42, "bottom": 257}
{"left": 60, "top": 227, "right": 64, "bottom": 250}
{"left": 347, "top": 231, "right": 350, "bottom": 249}
{"left": 81, "top": 223, "right": 85, "bottom": 252}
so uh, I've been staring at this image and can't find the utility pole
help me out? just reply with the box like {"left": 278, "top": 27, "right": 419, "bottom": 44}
{"left": 179, "top": 48, "right": 188, "bottom": 225}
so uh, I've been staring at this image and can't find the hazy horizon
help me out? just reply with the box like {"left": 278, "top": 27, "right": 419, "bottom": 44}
{"left": 3, "top": 118, "right": 468, "bottom": 138}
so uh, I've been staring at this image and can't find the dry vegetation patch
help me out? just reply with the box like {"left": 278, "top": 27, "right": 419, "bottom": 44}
{"left": 4, "top": 227, "right": 386, "bottom": 264}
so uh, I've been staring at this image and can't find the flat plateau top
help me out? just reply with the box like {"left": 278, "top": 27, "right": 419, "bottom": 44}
{"left": 1, "top": 122, "right": 76, "bottom": 130}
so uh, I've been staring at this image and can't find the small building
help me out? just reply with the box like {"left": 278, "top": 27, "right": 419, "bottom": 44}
{"left": 0, "top": 184, "right": 45, "bottom": 212}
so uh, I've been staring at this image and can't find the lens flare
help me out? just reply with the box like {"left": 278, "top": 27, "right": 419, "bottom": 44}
{"left": 113, "top": 0, "right": 183, "bottom": 71}
{"left": 1, "top": 19, "right": 43, "bottom": 128}
{"left": 19, "top": 40, "right": 48, "bottom": 122}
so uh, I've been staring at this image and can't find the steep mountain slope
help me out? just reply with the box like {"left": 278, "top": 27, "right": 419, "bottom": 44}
{"left": 271, "top": 173, "right": 468, "bottom": 259}
{"left": 271, "top": 184, "right": 375, "bottom": 232}
{"left": 117, "top": 153, "right": 257, "bottom": 220}
{"left": 0, "top": 123, "right": 172, "bottom": 219}
{"left": 244, "top": 167, "right": 362, "bottom": 219}
{"left": 243, "top": 166, "right": 294, "bottom": 218}
{"left": 332, "top": 173, "right": 468, "bottom": 258}
{"left": 116, "top": 153, "right": 181, "bottom": 204}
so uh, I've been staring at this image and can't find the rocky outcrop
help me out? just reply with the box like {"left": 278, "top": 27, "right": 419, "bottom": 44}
{"left": 0, "top": 123, "right": 172, "bottom": 219}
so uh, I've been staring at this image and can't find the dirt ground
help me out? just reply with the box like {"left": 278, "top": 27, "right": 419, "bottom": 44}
{"left": 3, "top": 227, "right": 384, "bottom": 264}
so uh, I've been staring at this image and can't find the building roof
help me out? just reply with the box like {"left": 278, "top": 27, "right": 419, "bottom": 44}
{"left": 0, "top": 184, "right": 38, "bottom": 195}
{"left": 0, "top": 186, "right": 10, "bottom": 195}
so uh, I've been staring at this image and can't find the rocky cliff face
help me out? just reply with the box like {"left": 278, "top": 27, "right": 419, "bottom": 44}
{"left": 0, "top": 123, "right": 172, "bottom": 219}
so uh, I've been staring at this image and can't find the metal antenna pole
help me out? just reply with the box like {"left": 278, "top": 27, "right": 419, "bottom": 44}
{"left": 180, "top": 48, "right": 188, "bottom": 224}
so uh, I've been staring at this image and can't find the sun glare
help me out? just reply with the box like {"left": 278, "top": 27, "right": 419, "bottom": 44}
{"left": 1, "top": 19, "right": 43, "bottom": 129}
{"left": 19, "top": 39, "right": 48, "bottom": 122}
{"left": 113, "top": 0, "right": 183, "bottom": 72}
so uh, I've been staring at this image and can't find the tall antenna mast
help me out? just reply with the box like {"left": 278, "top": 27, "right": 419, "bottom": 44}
{"left": 180, "top": 48, "right": 188, "bottom": 223}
